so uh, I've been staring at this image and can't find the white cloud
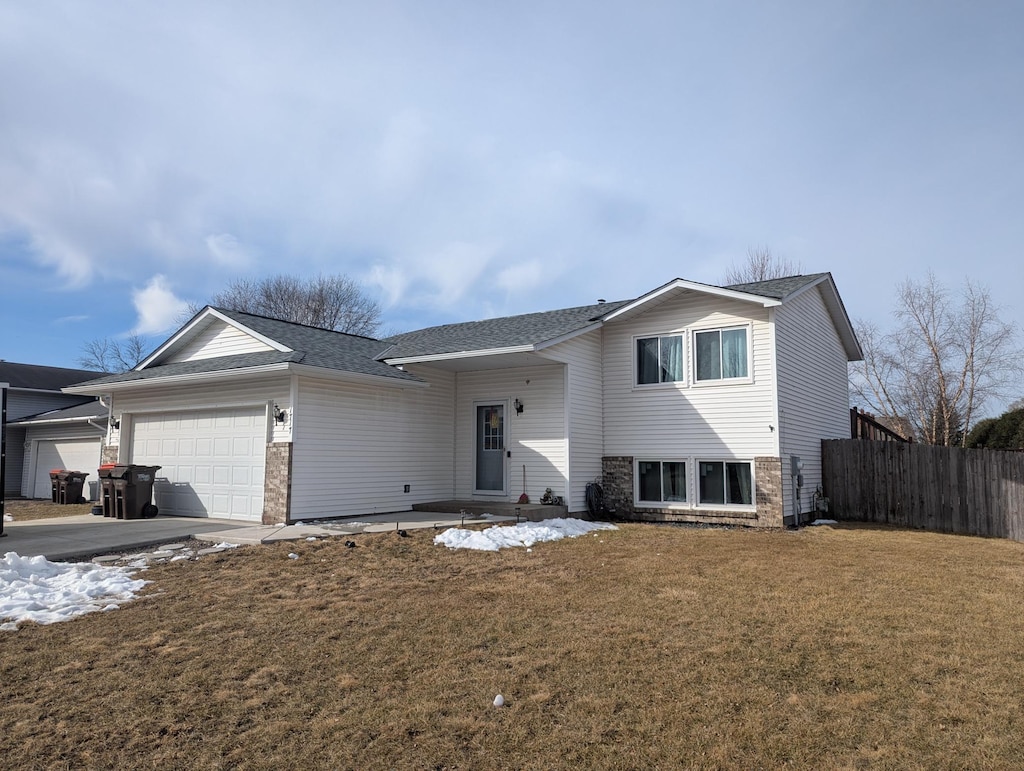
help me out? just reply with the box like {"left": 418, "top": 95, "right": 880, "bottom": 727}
{"left": 131, "top": 275, "right": 190, "bottom": 335}
{"left": 204, "top": 233, "right": 251, "bottom": 268}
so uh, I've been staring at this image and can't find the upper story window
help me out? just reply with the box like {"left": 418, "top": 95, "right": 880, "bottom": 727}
{"left": 636, "top": 334, "right": 684, "bottom": 385}
{"left": 694, "top": 327, "right": 749, "bottom": 382}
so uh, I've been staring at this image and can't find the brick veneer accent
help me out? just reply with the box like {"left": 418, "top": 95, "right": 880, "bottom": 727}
{"left": 601, "top": 454, "right": 785, "bottom": 528}
{"left": 263, "top": 442, "right": 293, "bottom": 525}
{"left": 100, "top": 445, "right": 118, "bottom": 465}
{"left": 753, "top": 456, "right": 784, "bottom": 528}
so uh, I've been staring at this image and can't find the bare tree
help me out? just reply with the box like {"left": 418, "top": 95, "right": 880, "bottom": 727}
{"left": 181, "top": 273, "right": 382, "bottom": 336}
{"left": 850, "top": 272, "right": 1023, "bottom": 445}
{"left": 77, "top": 333, "right": 150, "bottom": 373}
{"left": 724, "top": 246, "right": 803, "bottom": 285}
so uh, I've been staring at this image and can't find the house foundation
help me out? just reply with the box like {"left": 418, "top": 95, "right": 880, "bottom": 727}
{"left": 601, "top": 455, "right": 785, "bottom": 528}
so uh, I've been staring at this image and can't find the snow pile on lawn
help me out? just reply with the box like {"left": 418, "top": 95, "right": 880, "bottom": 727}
{"left": 0, "top": 552, "right": 150, "bottom": 632}
{"left": 434, "top": 517, "right": 617, "bottom": 552}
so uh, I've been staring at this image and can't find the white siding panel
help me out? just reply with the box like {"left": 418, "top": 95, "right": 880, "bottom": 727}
{"left": 289, "top": 366, "right": 456, "bottom": 519}
{"left": 453, "top": 365, "right": 566, "bottom": 503}
{"left": 110, "top": 376, "right": 292, "bottom": 452}
{"left": 165, "top": 318, "right": 274, "bottom": 363}
{"left": 774, "top": 286, "right": 852, "bottom": 516}
{"left": 603, "top": 292, "right": 777, "bottom": 459}
{"left": 541, "top": 330, "right": 604, "bottom": 513}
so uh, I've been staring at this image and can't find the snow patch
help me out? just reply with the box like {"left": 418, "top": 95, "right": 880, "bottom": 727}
{"left": 1, "top": 552, "right": 149, "bottom": 631}
{"left": 434, "top": 518, "right": 617, "bottom": 552}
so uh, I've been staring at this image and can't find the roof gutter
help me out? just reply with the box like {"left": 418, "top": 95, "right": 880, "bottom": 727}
{"left": 63, "top": 362, "right": 294, "bottom": 394}
{"left": 64, "top": 360, "right": 428, "bottom": 395}
{"left": 383, "top": 344, "right": 536, "bottom": 366}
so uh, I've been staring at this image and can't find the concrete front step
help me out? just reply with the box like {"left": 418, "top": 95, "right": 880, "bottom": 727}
{"left": 412, "top": 500, "right": 569, "bottom": 522}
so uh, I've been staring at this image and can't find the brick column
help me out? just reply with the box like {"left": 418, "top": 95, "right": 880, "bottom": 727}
{"left": 100, "top": 445, "right": 118, "bottom": 465}
{"left": 263, "top": 442, "right": 293, "bottom": 524}
{"left": 601, "top": 456, "right": 634, "bottom": 517}
{"left": 754, "top": 456, "right": 784, "bottom": 528}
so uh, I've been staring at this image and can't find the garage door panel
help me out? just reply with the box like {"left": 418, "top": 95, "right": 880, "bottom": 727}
{"left": 32, "top": 438, "right": 103, "bottom": 499}
{"left": 131, "top": 407, "right": 265, "bottom": 521}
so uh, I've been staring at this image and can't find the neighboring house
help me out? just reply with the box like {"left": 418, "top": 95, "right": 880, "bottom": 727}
{"left": 66, "top": 274, "right": 862, "bottom": 527}
{"left": 0, "top": 362, "right": 108, "bottom": 499}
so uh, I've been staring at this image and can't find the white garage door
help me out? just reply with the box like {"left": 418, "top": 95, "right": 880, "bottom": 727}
{"left": 130, "top": 406, "right": 267, "bottom": 521}
{"left": 32, "top": 438, "right": 103, "bottom": 499}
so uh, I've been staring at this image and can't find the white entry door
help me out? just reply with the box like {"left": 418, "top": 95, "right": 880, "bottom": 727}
{"left": 474, "top": 404, "right": 506, "bottom": 494}
{"left": 130, "top": 406, "right": 266, "bottom": 520}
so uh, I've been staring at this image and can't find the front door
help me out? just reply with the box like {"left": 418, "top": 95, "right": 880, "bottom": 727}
{"left": 475, "top": 404, "right": 506, "bottom": 494}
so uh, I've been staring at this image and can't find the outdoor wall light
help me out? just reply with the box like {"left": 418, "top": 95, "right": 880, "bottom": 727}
{"left": 109, "top": 417, "right": 120, "bottom": 430}
{"left": 514, "top": 398, "right": 524, "bottom": 415}
{"left": 274, "top": 404, "right": 288, "bottom": 424}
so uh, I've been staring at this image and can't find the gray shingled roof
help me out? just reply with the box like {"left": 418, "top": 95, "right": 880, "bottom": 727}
{"left": 63, "top": 275, "right": 847, "bottom": 389}
{"left": 70, "top": 308, "right": 424, "bottom": 388}
{"left": 0, "top": 361, "right": 108, "bottom": 391}
{"left": 380, "top": 300, "right": 631, "bottom": 360}
{"left": 724, "top": 273, "right": 829, "bottom": 299}
{"left": 10, "top": 399, "right": 106, "bottom": 424}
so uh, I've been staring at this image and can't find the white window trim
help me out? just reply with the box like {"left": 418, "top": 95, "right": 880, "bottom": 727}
{"left": 632, "top": 331, "right": 687, "bottom": 390}
{"left": 634, "top": 458, "right": 689, "bottom": 508}
{"left": 694, "top": 458, "right": 756, "bottom": 510}
{"left": 690, "top": 323, "right": 754, "bottom": 387}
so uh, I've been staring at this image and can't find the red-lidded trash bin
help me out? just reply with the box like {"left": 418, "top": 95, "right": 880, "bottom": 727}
{"left": 49, "top": 469, "right": 63, "bottom": 503}
{"left": 98, "top": 464, "right": 117, "bottom": 516}
{"left": 112, "top": 465, "right": 161, "bottom": 519}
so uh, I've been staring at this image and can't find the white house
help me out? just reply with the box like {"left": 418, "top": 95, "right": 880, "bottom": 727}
{"left": 65, "top": 274, "right": 861, "bottom": 528}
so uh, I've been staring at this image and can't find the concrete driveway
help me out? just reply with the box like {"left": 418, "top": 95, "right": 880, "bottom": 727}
{"left": 1, "top": 510, "right": 514, "bottom": 561}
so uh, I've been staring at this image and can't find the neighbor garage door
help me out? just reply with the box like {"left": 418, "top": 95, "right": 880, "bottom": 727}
{"left": 130, "top": 406, "right": 266, "bottom": 520}
{"left": 32, "top": 438, "right": 103, "bottom": 499}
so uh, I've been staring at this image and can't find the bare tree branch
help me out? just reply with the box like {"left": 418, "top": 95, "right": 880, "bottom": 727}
{"left": 849, "top": 272, "right": 1024, "bottom": 445}
{"left": 724, "top": 246, "right": 803, "bottom": 285}
{"left": 76, "top": 333, "right": 150, "bottom": 373}
{"left": 201, "top": 273, "right": 382, "bottom": 336}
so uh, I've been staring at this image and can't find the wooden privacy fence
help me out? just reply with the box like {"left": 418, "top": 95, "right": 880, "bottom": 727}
{"left": 822, "top": 439, "right": 1024, "bottom": 541}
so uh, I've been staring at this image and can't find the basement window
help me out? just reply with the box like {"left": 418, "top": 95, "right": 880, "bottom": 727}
{"left": 637, "top": 460, "right": 687, "bottom": 504}
{"left": 697, "top": 460, "right": 753, "bottom": 507}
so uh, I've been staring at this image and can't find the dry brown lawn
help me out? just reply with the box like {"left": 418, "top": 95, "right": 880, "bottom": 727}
{"left": 3, "top": 522, "right": 1024, "bottom": 769}
{"left": 4, "top": 499, "right": 96, "bottom": 521}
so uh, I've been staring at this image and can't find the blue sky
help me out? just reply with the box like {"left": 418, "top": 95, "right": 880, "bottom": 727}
{"left": 1, "top": 1, "right": 1022, "bottom": 405}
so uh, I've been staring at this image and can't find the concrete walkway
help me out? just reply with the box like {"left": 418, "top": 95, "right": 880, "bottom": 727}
{"left": 1, "top": 510, "right": 516, "bottom": 561}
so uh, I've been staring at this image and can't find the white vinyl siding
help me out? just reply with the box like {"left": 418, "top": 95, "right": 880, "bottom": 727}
{"left": 773, "top": 285, "right": 852, "bottom": 516}
{"left": 604, "top": 291, "right": 777, "bottom": 459}
{"left": 540, "top": 331, "right": 603, "bottom": 513}
{"left": 164, "top": 318, "right": 275, "bottom": 363}
{"left": 109, "top": 376, "right": 292, "bottom": 452}
{"left": 454, "top": 365, "right": 566, "bottom": 503}
{"left": 289, "top": 366, "right": 455, "bottom": 519}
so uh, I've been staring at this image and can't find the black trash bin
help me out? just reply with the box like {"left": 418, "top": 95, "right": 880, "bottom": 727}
{"left": 59, "top": 471, "right": 88, "bottom": 504}
{"left": 112, "top": 465, "right": 161, "bottom": 519}
{"left": 97, "top": 464, "right": 117, "bottom": 516}
{"left": 49, "top": 470, "right": 63, "bottom": 503}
